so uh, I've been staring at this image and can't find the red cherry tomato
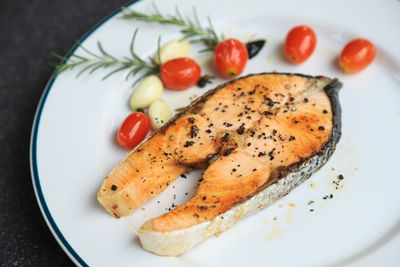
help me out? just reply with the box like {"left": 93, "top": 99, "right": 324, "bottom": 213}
{"left": 214, "top": 39, "right": 248, "bottom": 78}
{"left": 339, "top": 38, "right": 376, "bottom": 73}
{"left": 117, "top": 112, "right": 150, "bottom": 150}
{"left": 160, "top": 57, "right": 201, "bottom": 90}
{"left": 284, "top": 25, "right": 317, "bottom": 64}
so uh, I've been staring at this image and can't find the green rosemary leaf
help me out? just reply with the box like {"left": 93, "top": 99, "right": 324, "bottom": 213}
{"left": 102, "top": 65, "right": 131, "bottom": 80}
{"left": 76, "top": 41, "right": 102, "bottom": 59}
{"left": 131, "top": 68, "right": 157, "bottom": 86}
{"left": 125, "top": 65, "right": 142, "bottom": 81}
{"left": 50, "top": 51, "right": 67, "bottom": 61}
{"left": 88, "top": 62, "right": 109, "bottom": 75}
{"left": 76, "top": 61, "right": 103, "bottom": 77}
{"left": 70, "top": 54, "right": 90, "bottom": 61}
{"left": 192, "top": 7, "right": 201, "bottom": 28}
{"left": 156, "top": 36, "right": 162, "bottom": 64}
{"left": 129, "top": 28, "right": 138, "bottom": 60}
{"left": 129, "top": 29, "right": 148, "bottom": 65}
{"left": 97, "top": 41, "right": 117, "bottom": 61}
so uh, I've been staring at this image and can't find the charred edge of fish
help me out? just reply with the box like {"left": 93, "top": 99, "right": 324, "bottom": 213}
{"left": 233, "top": 78, "right": 342, "bottom": 205}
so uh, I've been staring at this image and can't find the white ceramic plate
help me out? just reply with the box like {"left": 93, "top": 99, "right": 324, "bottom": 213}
{"left": 30, "top": 0, "right": 400, "bottom": 266}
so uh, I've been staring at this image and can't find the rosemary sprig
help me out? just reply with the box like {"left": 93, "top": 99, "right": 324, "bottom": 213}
{"left": 50, "top": 29, "right": 160, "bottom": 84}
{"left": 121, "top": 5, "right": 224, "bottom": 51}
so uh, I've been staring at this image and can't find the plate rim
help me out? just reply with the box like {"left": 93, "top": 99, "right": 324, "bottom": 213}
{"left": 29, "top": 1, "right": 139, "bottom": 266}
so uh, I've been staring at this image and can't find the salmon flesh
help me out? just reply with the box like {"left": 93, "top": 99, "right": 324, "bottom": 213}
{"left": 97, "top": 73, "right": 342, "bottom": 256}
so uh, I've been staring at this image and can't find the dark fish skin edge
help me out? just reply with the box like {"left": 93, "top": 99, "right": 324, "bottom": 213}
{"left": 138, "top": 73, "right": 342, "bottom": 202}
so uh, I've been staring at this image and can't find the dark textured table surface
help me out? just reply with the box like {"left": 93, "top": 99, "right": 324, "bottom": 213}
{"left": 0, "top": 1, "right": 129, "bottom": 265}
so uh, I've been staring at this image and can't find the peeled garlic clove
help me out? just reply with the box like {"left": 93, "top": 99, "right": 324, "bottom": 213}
{"left": 155, "top": 39, "right": 190, "bottom": 64}
{"left": 148, "top": 98, "right": 173, "bottom": 129}
{"left": 129, "top": 75, "right": 163, "bottom": 110}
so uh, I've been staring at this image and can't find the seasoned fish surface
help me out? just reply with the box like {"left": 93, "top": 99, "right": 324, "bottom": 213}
{"left": 97, "top": 73, "right": 342, "bottom": 256}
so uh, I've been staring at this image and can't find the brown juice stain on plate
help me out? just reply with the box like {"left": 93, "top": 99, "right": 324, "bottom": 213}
{"left": 265, "top": 221, "right": 284, "bottom": 241}
{"left": 285, "top": 207, "right": 295, "bottom": 226}
{"left": 262, "top": 204, "right": 296, "bottom": 240}
{"left": 262, "top": 138, "right": 358, "bottom": 241}
{"left": 262, "top": 135, "right": 358, "bottom": 240}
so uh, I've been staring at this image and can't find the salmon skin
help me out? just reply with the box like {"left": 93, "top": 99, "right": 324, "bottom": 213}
{"left": 98, "top": 73, "right": 342, "bottom": 256}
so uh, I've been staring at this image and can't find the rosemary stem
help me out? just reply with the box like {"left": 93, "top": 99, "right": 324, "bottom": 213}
{"left": 121, "top": 6, "right": 223, "bottom": 51}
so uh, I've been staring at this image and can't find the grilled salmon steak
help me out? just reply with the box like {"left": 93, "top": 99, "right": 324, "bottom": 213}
{"left": 98, "top": 73, "right": 342, "bottom": 256}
